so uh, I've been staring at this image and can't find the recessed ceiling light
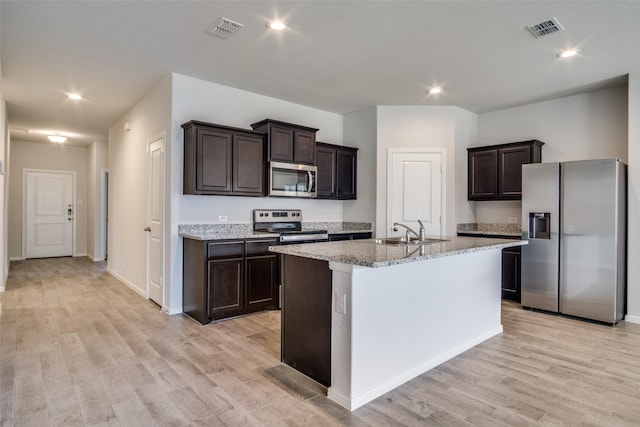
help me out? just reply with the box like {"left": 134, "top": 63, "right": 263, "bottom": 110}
{"left": 267, "top": 20, "right": 286, "bottom": 30}
{"left": 428, "top": 87, "right": 442, "bottom": 94}
{"left": 67, "top": 93, "right": 82, "bottom": 100}
{"left": 47, "top": 134, "right": 67, "bottom": 143}
{"left": 558, "top": 49, "right": 579, "bottom": 58}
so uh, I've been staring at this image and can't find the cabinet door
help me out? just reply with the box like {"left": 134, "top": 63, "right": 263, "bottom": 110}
{"left": 336, "top": 149, "right": 357, "bottom": 199}
{"left": 293, "top": 130, "right": 316, "bottom": 164}
{"left": 269, "top": 125, "right": 294, "bottom": 162}
{"left": 197, "top": 129, "right": 233, "bottom": 193}
{"left": 246, "top": 255, "right": 278, "bottom": 311}
{"left": 468, "top": 149, "right": 498, "bottom": 200}
{"left": 498, "top": 145, "right": 532, "bottom": 199}
{"left": 315, "top": 145, "right": 336, "bottom": 198}
{"left": 233, "top": 133, "right": 265, "bottom": 195}
{"left": 501, "top": 247, "right": 521, "bottom": 302}
{"left": 209, "top": 258, "right": 244, "bottom": 319}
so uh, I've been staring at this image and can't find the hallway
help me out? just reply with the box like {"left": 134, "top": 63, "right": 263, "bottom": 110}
{"left": 2, "top": 257, "right": 640, "bottom": 426}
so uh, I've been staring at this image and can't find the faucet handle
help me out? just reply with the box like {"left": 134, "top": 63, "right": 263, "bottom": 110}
{"left": 417, "top": 219, "right": 426, "bottom": 240}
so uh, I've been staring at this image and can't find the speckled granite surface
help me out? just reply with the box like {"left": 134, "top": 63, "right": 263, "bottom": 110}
{"left": 269, "top": 236, "right": 526, "bottom": 268}
{"left": 179, "top": 222, "right": 374, "bottom": 241}
{"left": 457, "top": 223, "right": 522, "bottom": 238}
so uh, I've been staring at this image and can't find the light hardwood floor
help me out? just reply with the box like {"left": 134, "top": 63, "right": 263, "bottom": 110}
{"left": 2, "top": 257, "right": 640, "bottom": 426}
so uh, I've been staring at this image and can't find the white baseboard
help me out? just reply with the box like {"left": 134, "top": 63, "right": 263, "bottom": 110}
{"left": 0, "top": 287, "right": 4, "bottom": 292}
{"left": 624, "top": 315, "right": 640, "bottom": 324}
{"left": 163, "top": 306, "right": 183, "bottom": 315}
{"left": 73, "top": 252, "right": 87, "bottom": 258}
{"left": 106, "top": 268, "right": 146, "bottom": 298}
{"left": 9, "top": 256, "right": 25, "bottom": 262}
{"left": 89, "top": 256, "right": 105, "bottom": 262}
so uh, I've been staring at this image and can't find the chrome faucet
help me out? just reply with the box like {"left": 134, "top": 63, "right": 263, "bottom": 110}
{"left": 393, "top": 221, "right": 426, "bottom": 241}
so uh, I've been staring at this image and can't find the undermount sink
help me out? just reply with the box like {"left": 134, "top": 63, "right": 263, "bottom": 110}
{"left": 374, "top": 237, "right": 448, "bottom": 245}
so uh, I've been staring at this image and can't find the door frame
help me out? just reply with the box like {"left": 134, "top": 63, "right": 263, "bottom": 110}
{"left": 101, "top": 168, "right": 109, "bottom": 261}
{"left": 146, "top": 131, "right": 166, "bottom": 306}
{"left": 22, "top": 168, "right": 77, "bottom": 259}
{"left": 386, "top": 148, "right": 446, "bottom": 237}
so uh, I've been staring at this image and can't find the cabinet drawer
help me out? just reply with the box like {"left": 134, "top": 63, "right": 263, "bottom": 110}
{"left": 246, "top": 239, "right": 278, "bottom": 256}
{"left": 207, "top": 241, "right": 244, "bottom": 259}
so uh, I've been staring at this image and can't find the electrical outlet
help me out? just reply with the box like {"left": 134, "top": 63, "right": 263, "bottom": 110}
{"left": 218, "top": 215, "right": 228, "bottom": 222}
{"left": 508, "top": 217, "right": 518, "bottom": 223}
{"left": 334, "top": 292, "right": 346, "bottom": 315}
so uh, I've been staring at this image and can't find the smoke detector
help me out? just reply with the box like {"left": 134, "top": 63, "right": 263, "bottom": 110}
{"left": 526, "top": 17, "right": 565, "bottom": 38}
{"left": 206, "top": 17, "right": 244, "bottom": 40}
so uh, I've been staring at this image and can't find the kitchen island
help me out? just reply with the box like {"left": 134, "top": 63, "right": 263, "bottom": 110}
{"left": 270, "top": 236, "right": 526, "bottom": 411}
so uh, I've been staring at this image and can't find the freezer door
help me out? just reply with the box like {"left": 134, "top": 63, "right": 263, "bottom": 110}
{"left": 521, "top": 163, "right": 560, "bottom": 312}
{"left": 560, "top": 159, "right": 626, "bottom": 324}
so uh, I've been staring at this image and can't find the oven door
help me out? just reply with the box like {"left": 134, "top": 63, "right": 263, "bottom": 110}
{"left": 269, "top": 161, "right": 317, "bottom": 198}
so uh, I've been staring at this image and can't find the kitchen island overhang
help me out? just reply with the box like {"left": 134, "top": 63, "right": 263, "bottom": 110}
{"left": 270, "top": 237, "right": 526, "bottom": 411}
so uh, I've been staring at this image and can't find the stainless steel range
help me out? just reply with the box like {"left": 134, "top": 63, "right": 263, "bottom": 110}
{"left": 253, "top": 209, "right": 328, "bottom": 244}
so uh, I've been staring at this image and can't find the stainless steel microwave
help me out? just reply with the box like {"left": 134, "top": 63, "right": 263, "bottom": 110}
{"left": 268, "top": 161, "right": 317, "bottom": 198}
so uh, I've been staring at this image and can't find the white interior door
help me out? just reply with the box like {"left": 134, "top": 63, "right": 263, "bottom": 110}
{"left": 146, "top": 134, "right": 165, "bottom": 306}
{"left": 388, "top": 149, "right": 444, "bottom": 238}
{"left": 25, "top": 170, "right": 74, "bottom": 258}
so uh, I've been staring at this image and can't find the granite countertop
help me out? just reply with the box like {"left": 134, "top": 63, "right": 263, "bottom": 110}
{"left": 456, "top": 222, "right": 522, "bottom": 238}
{"left": 269, "top": 236, "right": 526, "bottom": 268}
{"left": 179, "top": 222, "right": 374, "bottom": 241}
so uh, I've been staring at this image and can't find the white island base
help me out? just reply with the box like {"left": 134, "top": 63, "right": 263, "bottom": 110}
{"left": 327, "top": 248, "right": 503, "bottom": 411}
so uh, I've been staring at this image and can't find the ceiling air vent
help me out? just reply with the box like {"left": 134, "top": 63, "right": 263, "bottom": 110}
{"left": 206, "top": 17, "right": 244, "bottom": 40}
{"left": 526, "top": 17, "right": 565, "bottom": 38}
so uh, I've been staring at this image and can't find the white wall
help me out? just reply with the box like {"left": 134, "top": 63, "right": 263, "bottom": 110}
{"left": 474, "top": 86, "right": 629, "bottom": 224}
{"left": 0, "top": 61, "right": 7, "bottom": 289}
{"left": 8, "top": 140, "right": 89, "bottom": 259}
{"left": 627, "top": 73, "right": 640, "bottom": 323}
{"left": 108, "top": 75, "right": 171, "bottom": 301}
{"left": 453, "top": 108, "right": 478, "bottom": 225}
{"left": 87, "top": 140, "right": 108, "bottom": 261}
{"left": 375, "top": 106, "right": 477, "bottom": 238}
{"left": 343, "top": 107, "right": 377, "bottom": 224}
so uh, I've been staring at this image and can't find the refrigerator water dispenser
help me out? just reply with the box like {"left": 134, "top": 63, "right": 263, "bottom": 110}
{"left": 529, "top": 212, "right": 550, "bottom": 239}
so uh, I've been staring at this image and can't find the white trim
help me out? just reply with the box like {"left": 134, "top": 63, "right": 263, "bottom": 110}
{"left": 106, "top": 268, "right": 146, "bottom": 298}
{"left": 624, "top": 315, "right": 640, "bottom": 324}
{"left": 9, "top": 256, "right": 25, "bottom": 262}
{"left": 101, "top": 169, "right": 108, "bottom": 261}
{"left": 146, "top": 131, "right": 166, "bottom": 306}
{"left": 22, "top": 169, "right": 76, "bottom": 259}
{"left": 386, "top": 148, "right": 446, "bottom": 237}
{"left": 73, "top": 253, "right": 87, "bottom": 258}
{"left": 164, "top": 306, "right": 183, "bottom": 315}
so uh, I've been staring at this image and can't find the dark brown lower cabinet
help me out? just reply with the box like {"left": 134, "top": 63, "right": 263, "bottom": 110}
{"left": 183, "top": 237, "right": 279, "bottom": 324}
{"left": 501, "top": 247, "right": 521, "bottom": 302}
{"left": 209, "top": 258, "right": 244, "bottom": 319}
{"left": 281, "top": 254, "right": 332, "bottom": 387}
{"left": 246, "top": 255, "right": 278, "bottom": 309}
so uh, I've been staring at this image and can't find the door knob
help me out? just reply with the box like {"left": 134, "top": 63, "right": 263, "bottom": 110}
{"left": 144, "top": 227, "right": 151, "bottom": 232}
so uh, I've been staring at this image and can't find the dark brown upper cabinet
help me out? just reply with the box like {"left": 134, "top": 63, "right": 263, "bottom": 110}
{"left": 182, "top": 121, "right": 265, "bottom": 196}
{"left": 468, "top": 140, "right": 544, "bottom": 201}
{"left": 251, "top": 119, "right": 318, "bottom": 165}
{"left": 315, "top": 142, "right": 358, "bottom": 200}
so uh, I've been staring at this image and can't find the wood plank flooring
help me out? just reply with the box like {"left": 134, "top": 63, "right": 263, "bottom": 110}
{"left": 2, "top": 257, "right": 640, "bottom": 426}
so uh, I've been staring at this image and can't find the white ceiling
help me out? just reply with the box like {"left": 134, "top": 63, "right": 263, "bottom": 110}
{"left": 1, "top": 1, "right": 638, "bottom": 146}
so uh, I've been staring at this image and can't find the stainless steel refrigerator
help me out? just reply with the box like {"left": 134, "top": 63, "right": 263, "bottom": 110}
{"left": 521, "top": 158, "right": 626, "bottom": 324}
